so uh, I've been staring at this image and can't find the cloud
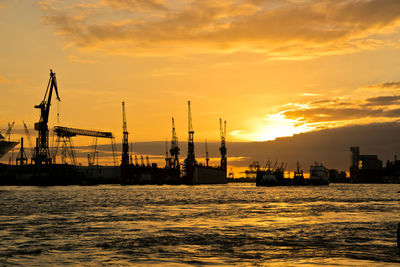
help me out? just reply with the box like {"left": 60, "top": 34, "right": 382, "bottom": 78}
{"left": 302, "top": 93, "right": 320, "bottom": 96}
{"left": 0, "top": 76, "right": 8, "bottom": 83}
{"left": 365, "top": 95, "right": 400, "bottom": 106}
{"left": 360, "top": 81, "right": 400, "bottom": 93}
{"left": 102, "top": 0, "right": 166, "bottom": 11}
{"left": 40, "top": 0, "right": 400, "bottom": 58}
{"left": 67, "top": 55, "right": 99, "bottom": 64}
{"left": 279, "top": 85, "right": 400, "bottom": 126}
{"left": 231, "top": 81, "right": 400, "bottom": 141}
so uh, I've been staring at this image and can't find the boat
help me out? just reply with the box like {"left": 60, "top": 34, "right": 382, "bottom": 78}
{"left": 309, "top": 162, "right": 329, "bottom": 185}
{"left": 256, "top": 169, "right": 277, "bottom": 186}
{"left": 0, "top": 133, "right": 18, "bottom": 160}
{"left": 187, "top": 164, "right": 227, "bottom": 184}
{"left": 292, "top": 161, "right": 306, "bottom": 185}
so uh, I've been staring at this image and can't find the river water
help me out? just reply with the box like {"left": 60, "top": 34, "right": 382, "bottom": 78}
{"left": 0, "top": 184, "right": 399, "bottom": 266}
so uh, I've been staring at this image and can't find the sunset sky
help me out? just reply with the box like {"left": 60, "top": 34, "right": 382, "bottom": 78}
{"left": 1, "top": 0, "right": 400, "bottom": 169}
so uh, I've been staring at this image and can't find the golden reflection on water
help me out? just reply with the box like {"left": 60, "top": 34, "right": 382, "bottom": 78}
{"left": 0, "top": 184, "right": 399, "bottom": 266}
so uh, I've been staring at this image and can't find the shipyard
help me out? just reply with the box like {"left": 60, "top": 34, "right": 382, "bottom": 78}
{"left": 2, "top": 1, "right": 400, "bottom": 265}
{"left": 0, "top": 70, "right": 229, "bottom": 186}
{"left": 1, "top": 70, "right": 400, "bottom": 186}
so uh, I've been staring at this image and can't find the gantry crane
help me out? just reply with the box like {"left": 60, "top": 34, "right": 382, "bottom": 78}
{"left": 169, "top": 117, "right": 180, "bottom": 171}
{"left": 219, "top": 118, "right": 227, "bottom": 173}
{"left": 53, "top": 126, "right": 117, "bottom": 166}
{"left": 33, "top": 69, "right": 60, "bottom": 167}
{"left": 121, "top": 101, "right": 129, "bottom": 166}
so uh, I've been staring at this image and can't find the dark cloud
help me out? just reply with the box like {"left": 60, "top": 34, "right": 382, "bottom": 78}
{"left": 283, "top": 107, "right": 384, "bottom": 122}
{"left": 61, "top": 122, "right": 400, "bottom": 171}
{"left": 377, "top": 82, "right": 400, "bottom": 89}
{"left": 365, "top": 95, "right": 400, "bottom": 105}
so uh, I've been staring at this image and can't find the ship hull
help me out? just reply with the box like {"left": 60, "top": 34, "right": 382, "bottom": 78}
{"left": 184, "top": 165, "right": 227, "bottom": 185}
{"left": 0, "top": 164, "right": 180, "bottom": 186}
{"left": 121, "top": 165, "right": 180, "bottom": 185}
{"left": 0, "top": 141, "right": 18, "bottom": 160}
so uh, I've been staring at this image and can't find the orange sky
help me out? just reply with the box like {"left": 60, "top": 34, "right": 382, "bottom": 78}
{"left": 1, "top": 0, "right": 400, "bottom": 148}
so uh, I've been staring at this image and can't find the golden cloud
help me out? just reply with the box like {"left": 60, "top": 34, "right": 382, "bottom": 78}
{"left": 0, "top": 76, "right": 8, "bottom": 83}
{"left": 41, "top": 0, "right": 400, "bottom": 58}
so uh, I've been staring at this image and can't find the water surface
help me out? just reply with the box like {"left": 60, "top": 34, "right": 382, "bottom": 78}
{"left": 0, "top": 184, "right": 399, "bottom": 266}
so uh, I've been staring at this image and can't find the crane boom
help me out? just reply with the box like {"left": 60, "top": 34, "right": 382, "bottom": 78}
{"left": 54, "top": 126, "right": 113, "bottom": 138}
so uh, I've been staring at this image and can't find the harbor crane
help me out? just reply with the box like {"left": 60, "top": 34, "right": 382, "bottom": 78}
{"left": 165, "top": 138, "right": 172, "bottom": 168}
{"left": 219, "top": 118, "right": 227, "bottom": 173}
{"left": 121, "top": 101, "right": 129, "bottom": 166}
{"left": 169, "top": 117, "right": 180, "bottom": 170}
{"left": 16, "top": 137, "right": 27, "bottom": 165}
{"left": 53, "top": 126, "right": 117, "bottom": 166}
{"left": 22, "top": 121, "right": 34, "bottom": 159}
{"left": 205, "top": 140, "right": 209, "bottom": 167}
{"left": 184, "top": 101, "right": 196, "bottom": 177}
{"left": 33, "top": 69, "right": 60, "bottom": 167}
{"left": 5, "top": 121, "right": 15, "bottom": 141}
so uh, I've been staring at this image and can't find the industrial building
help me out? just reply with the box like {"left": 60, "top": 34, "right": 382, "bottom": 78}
{"left": 350, "top": 146, "right": 383, "bottom": 183}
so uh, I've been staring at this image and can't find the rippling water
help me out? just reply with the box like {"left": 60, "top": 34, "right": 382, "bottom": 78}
{"left": 0, "top": 184, "right": 399, "bottom": 266}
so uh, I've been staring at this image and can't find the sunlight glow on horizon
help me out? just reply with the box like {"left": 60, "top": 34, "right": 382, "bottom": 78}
{"left": 230, "top": 113, "right": 315, "bottom": 142}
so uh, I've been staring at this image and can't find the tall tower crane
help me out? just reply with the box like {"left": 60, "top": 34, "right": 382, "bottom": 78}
{"left": 205, "top": 140, "right": 209, "bottom": 167}
{"left": 22, "top": 121, "right": 34, "bottom": 159}
{"left": 33, "top": 69, "right": 60, "bottom": 167}
{"left": 169, "top": 117, "right": 180, "bottom": 170}
{"left": 121, "top": 101, "right": 129, "bottom": 166}
{"left": 5, "top": 121, "right": 15, "bottom": 141}
{"left": 184, "top": 101, "right": 196, "bottom": 177}
{"left": 16, "top": 137, "right": 28, "bottom": 165}
{"left": 219, "top": 118, "right": 227, "bottom": 173}
{"left": 165, "top": 138, "right": 172, "bottom": 168}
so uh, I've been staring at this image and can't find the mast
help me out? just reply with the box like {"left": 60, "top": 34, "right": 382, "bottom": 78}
{"left": 165, "top": 138, "right": 171, "bottom": 168}
{"left": 219, "top": 118, "right": 227, "bottom": 174}
{"left": 184, "top": 101, "right": 196, "bottom": 179}
{"left": 205, "top": 140, "right": 209, "bottom": 167}
{"left": 121, "top": 101, "right": 129, "bottom": 166}
{"left": 170, "top": 117, "right": 180, "bottom": 170}
{"left": 187, "top": 101, "right": 195, "bottom": 163}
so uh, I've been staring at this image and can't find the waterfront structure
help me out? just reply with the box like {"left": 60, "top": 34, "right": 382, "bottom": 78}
{"left": 350, "top": 146, "right": 383, "bottom": 183}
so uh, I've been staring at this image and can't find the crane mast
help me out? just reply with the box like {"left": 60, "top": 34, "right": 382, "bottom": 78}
{"left": 165, "top": 138, "right": 172, "bottom": 168}
{"left": 170, "top": 117, "right": 180, "bottom": 170}
{"left": 121, "top": 101, "right": 129, "bottom": 166}
{"left": 205, "top": 140, "right": 209, "bottom": 167}
{"left": 33, "top": 69, "right": 60, "bottom": 166}
{"left": 184, "top": 101, "right": 196, "bottom": 178}
{"left": 219, "top": 118, "right": 227, "bottom": 173}
{"left": 187, "top": 101, "right": 195, "bottom": 162}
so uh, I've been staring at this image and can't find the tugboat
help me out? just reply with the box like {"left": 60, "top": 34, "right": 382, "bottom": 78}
{"left": 256, "top": 161, "right": 277, "bottom": 186}
{"left": 292, "top": 161, "right": 305, "bottom": 185}
{"left": 309, "top": 162, "right": 329, "bottom": 185}
{"left": 256, "top": 168, "right": 277, "bottom": 186}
